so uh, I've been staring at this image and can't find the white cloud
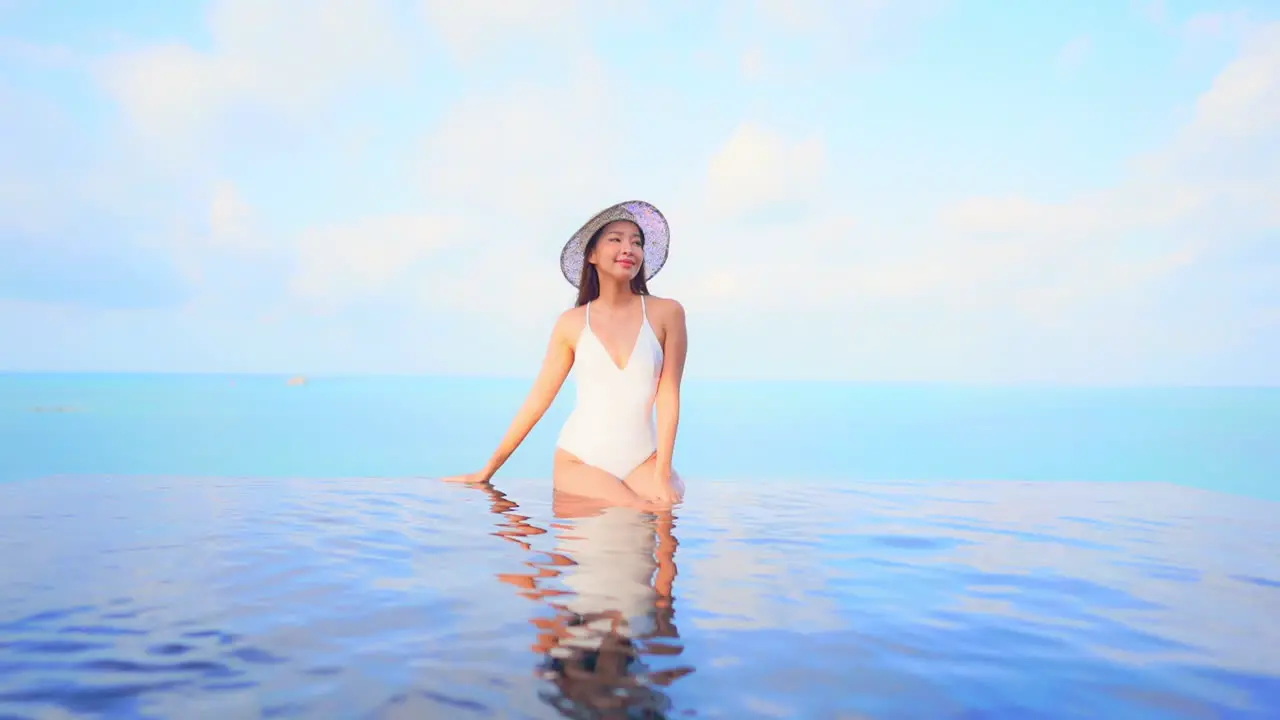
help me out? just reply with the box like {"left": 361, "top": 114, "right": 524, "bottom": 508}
{"left": 416, "top": 64, "right": 622, "bottom": 218}
{"left": 1189, "top": 22, "right": 1280, "bottom": 140}
{"left": 98, "top": 0, "right": 410, "bottom": 148}
{"left": 82, "top": 0, "right": 453, "bottom": 314}
{"left": 710, "top": 0, "right": 943, "bottom": 82}
{"left": 141, "top": 183, "right": 458, "bottom": 316}
{"left": 208, "top": 182, "right": 261, "bottom": 252}
{"left": 705, "top": 122, "right": 827, "bottom": 217}
{"left": 943, "top": 195, "right": 1062, "bottom": 235}
{"left": 420, "top": 0, "right": 585, "bottom": 64}
{"left": 151, "top": 181, "right": 266, "bottom": 294}
{"left": 289, "top": 213, "right": 457, "bottom": 312}
{"left": 740, "top": 46, "right": 766, "bottom": 81}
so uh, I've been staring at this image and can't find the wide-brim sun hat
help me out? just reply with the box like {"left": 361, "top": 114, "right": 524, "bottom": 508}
{"left": 560, "top": 200, "right": 670, "bottom": 288}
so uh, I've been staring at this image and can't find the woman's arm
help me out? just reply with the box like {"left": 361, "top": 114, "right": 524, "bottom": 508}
{"left": 654, "top": 299, "right": 688, "bottom": 479}
{"left": 454, "top": 313, "right": 576, "bottom": 483}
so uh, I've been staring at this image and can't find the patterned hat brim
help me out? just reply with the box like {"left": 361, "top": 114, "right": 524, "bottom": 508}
{"left": 560, "top": 200, "right": 670, "bottom": 288}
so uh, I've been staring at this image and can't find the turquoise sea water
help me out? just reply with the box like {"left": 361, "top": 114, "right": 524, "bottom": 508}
{"left": 2, "top": 373, "right": 1277, "bottom": 500}
{"left": 1, "top": 373, "right": 1278, "bottom": 718}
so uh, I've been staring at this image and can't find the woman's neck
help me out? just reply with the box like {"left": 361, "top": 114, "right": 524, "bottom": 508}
{"left": 594, "top": 279, "right": 636, "bottom": 309}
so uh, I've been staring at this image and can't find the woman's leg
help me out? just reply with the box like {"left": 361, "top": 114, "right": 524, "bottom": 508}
{"left": 553, "top": 449, "right": 652, "bottom": 510}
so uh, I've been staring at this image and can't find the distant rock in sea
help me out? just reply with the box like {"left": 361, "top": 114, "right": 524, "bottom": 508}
{"left": 287, "top": 376, "right": 308, "bottom": 386}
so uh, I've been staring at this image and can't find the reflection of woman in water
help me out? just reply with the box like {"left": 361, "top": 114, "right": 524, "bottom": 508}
{"left": 458, "top": 478, "right": 693, "bottom": 717}
{"left": 443, "top": 201, "right": 687, "bottom": 509}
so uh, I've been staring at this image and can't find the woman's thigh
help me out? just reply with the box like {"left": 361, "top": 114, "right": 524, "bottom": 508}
{"left": 621, "top": 454, "right": 685, "bottom": 503}
{"left": 553, "top": 449, "right": 647, "bottom": 508}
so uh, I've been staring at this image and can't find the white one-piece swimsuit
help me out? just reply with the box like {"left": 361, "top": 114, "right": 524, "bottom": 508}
{"left": 556, "top": 296, "right": 664, "bottom": 479}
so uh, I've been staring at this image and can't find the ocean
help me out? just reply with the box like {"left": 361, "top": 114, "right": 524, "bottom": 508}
{"left": 1, "top": 372, "right": 1278, "bottom": 718}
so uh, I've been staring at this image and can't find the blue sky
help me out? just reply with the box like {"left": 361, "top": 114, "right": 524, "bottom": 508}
{"left": 1, "top": 0, "right": 1276, "bottom": 384}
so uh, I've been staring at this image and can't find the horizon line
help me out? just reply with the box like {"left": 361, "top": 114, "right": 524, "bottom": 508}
{"left": 0, "top": 369, "right": 1275, "bottom": 391}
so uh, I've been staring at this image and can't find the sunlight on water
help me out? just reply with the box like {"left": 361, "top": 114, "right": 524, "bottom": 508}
{"left": 0, "top": 475, "right": 1277, "bottom": 718}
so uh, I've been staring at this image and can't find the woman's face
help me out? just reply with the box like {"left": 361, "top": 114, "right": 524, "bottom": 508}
{"left": 588, "top": 220, "right": 644, "bottom": 284}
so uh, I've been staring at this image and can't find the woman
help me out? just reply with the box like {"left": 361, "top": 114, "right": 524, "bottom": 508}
{"left": 444, "top": 200, "right": 687, "bottom": 508}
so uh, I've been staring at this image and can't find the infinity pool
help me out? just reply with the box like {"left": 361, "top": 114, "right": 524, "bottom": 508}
{"left": 1, "top": 473, "right": 1277, "bottom": 718}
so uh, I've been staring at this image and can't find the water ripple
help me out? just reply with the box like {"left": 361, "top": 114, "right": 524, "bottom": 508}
{"left": 0, "top": 475, "right": 1277, "bottom": 718}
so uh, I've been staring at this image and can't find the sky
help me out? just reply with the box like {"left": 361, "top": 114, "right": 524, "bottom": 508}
{"left": 1, "top": 0, "right": 1277, "bottom": 385}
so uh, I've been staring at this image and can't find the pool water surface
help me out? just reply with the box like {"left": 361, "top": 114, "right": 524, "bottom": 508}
{"left": 1, "top": 473, "right": 1277, "bottom": 718}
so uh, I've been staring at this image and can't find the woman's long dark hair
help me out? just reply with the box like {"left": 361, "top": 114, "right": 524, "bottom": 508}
{"left": 574, "top": 222, "right": 650, "bottom": 307}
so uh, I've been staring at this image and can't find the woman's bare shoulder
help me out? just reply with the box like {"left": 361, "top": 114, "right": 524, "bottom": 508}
{"left": 551, "top": 305, "right": 589, "bottom": 342}
{"left": 645, "top": 295, "right": 686, "bottom": 322}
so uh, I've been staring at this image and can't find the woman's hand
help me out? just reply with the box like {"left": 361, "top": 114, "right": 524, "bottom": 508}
{"left": 645, "top": 467, "right": 678, "bottom": 505}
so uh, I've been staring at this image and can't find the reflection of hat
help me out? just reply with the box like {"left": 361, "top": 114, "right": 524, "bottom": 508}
{"left": 560, "top": 200, "right": 671, "bottom": 288}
